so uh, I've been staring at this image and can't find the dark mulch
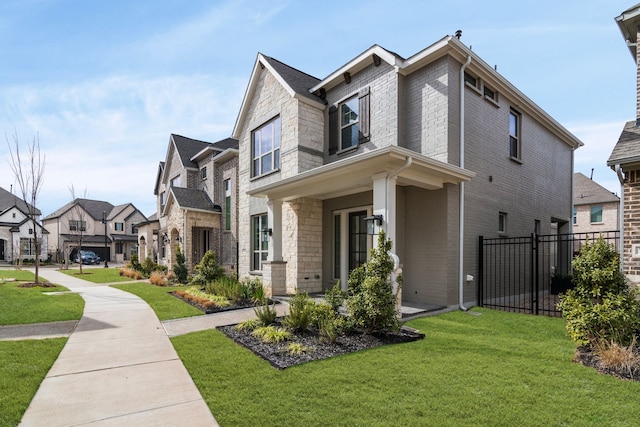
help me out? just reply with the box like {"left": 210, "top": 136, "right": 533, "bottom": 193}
{"left": 170, "top": 292, "right": 275, "bottom": 314}
{"left": 573, "top": 346, "right": 640, "bottom": 382}
{"left": 218, "top": 319, "right": 425, "bottom": 369}
{"left": 17, "top": 282, "right": 56, "bottom": 288}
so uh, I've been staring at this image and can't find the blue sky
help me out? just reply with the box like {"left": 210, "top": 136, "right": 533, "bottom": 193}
{"left": 0, "top": 0, "right": 636, "bottom": 217}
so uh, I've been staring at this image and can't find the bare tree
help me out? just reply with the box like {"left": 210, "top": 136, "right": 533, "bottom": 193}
{"left": 6, "top": 132, "right": 45, "bottom": 285}
{"left": 68, "top": 185, "right": 89, "bottom": 274}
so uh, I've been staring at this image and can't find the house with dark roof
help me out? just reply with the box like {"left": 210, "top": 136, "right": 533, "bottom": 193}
{"left": 0, "top": 186, "right": 48, "bottom": 263}
{"left": 233, "top": 36, "right": 582, "bottom": 309}
{"left": 147, "top": 134, "right": 238, "bottom": 272}
{"left": 572, "top": 172, "right": 619, "bottom": 233}
{"left": 43, "top": 198, "right": 146, "bottom": 263}
{"left": 608, "top": 3, "right": 640, "bottom": 283}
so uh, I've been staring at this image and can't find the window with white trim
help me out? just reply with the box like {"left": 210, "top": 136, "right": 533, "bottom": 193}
{"left": 224, "top": 179, "right": 231, "bottom": 231}
{"left": 590, "top": 205, "right": 603, "bottom": 223}
{"left": 252, "top": 117, "right": 281, "bottom": 177}
{"left": 340, "top": 96, "right": 359, "bottom": 150}
{"left": 509, "top": 109, "right": 521, "bottom": 160}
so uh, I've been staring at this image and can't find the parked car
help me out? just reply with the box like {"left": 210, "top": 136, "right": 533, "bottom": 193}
{"left": 76, "top": 250, "right": 101, "bottom": 265}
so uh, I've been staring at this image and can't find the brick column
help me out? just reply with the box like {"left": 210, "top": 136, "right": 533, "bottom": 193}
{"left": 263, "top": 260, "right": 287, "bottom": 296}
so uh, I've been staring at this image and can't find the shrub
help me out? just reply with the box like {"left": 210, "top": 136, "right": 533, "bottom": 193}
{"left": 191, "top": 250, "right": 224, "bottom": 286}
{"left": 346, "top": 230, "right": 400, "bottom": 333}
{"left": 558, "top": 237, "right": 640, "bottom": 347}
{"left": 140, "top": 257, "right": 164, "bottom": 277}
{"left": 254, "top": 301, "right": 277, "bottom": 326}
{"left": 173, "top": 247, "right": 188, "bottom": 284}
{"left": 312, "top": 302, "right": 350, "bottom": 343}
{"left": 251, "top": 326, "right": 290, "bottom": 343}
{"left": 119, "top": 267, "right": 144, "bottom": 280}
{"left": 282, "top": 291, "right": 315, "bottom": 332}
{"left": 149, "top": 271, "right": 167, "bottom": 286}
{"left": 240, "top": 277, "right": 265, "bottom": 302}
{"left": 235, "top": 319, "right": 262, "bottom": 331}
{"left": 205, "top": 276, "right": 242, "bottom": 303}
{"left": 286, "top": 342, "right": 311, "bottom": 355}
{"left": 325, "top": 281, "right": 346, "bottom": 314}
{"left": 595, "top": 337, "right": 640, "bottom": 375}
{"left": 127, "top": 254, "right": 142, "bottom": 272}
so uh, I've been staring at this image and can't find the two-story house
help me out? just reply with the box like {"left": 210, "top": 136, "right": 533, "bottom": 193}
{"left": 572, "top": 172, "right": 619, "bottom": 233}
{"left": 43, "top": 198, "right": 146, "bottom": 264}
{"left": 0, "top": 186, "right": 48, "bottom": 263}
{"left": 233, "top": 35, "right": 582, "bottom": 310}
{"left": 608, "top": 3, "right": 640, "bottom": 285}
{"left": 148, "top": 134, "right": 239, "bottom": 272}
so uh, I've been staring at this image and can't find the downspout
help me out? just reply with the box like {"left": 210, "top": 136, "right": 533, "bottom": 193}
{"left": 459, "top": 55, "right": 472, "bottom": 311}
{"left": 615, "top": 165, "right": 625, "bottom": 272}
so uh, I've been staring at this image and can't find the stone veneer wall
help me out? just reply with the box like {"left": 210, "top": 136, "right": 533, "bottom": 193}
{"left": 623, "top": 173, "right": 640, "bottom": 282}
{"left": 284, "top": 197, "right": 323, "bottom": 294}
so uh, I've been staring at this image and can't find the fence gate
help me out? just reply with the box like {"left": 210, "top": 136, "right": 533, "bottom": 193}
{"left": 478, "top": 231, "right": 619, "bottom": 316}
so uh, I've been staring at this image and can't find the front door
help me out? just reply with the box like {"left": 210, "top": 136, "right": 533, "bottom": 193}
{"left": 0, "top": 239, "right": 4, "bottom": 260}
{"left": 334, "top": 207, "right": 372, "bottom": 291}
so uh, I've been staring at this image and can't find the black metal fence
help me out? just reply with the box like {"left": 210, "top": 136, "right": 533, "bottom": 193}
{"left": 478, "top": 231, "right": 620, "bottom": 316}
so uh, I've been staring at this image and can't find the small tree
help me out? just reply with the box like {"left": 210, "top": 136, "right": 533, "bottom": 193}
{"left": 6, "top": 132, "right": 45, "bottom": 284}
{"left": 558, "top": 237, "right": 640, "bottom": 347}
{"left": 191, "top": 250, "right": 223, "bottom": 286}
{"left": 173, "top": 246, "right": 188, "bottom": 284}
{"left": 347, "top": 230, "right": 400, "bottom": 333}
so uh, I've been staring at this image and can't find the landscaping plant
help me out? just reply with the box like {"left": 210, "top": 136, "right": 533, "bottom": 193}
{"left": 282, "top": 291, "right": 315, "bottom": 332}
{"left": 347, "top": 230, "right": 400, "bottom": 333}
{"left": 254, "top": 301, "right": 277, "bottom": 326}
{"left": 173, "top": 246, "right": 188, "bottom": 284}
{"left": 191, "top": 250, "right": 224, "bottom": 286}
{"left": 558, "top": 237, "right": 640, "bottom": 348}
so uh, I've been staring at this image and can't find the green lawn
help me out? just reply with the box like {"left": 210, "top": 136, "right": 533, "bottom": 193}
{"left": 172, "top": 308, "right": 640, "bottom": 426}
{"left": 112, "top": 282, "right": 203, "bottom": 320}
{"left": 0, "top": 269, "right": 43, "bottom": 282}
{"left": 0, "top": 282, "right": 84, "bottom": 325}
{"left": 60, "top": 267, "right": 136, "bottom": 284}
{"left": 0, "top": 338, "right": 67, "bottom": 426}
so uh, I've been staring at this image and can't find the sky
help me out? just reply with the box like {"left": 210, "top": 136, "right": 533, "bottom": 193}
{"left": 0, "top": 0, "right": 637, "bottom": 217}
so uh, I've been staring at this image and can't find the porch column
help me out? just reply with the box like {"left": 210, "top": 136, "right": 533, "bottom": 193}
{"left": 267, "top": 198, "right": 283, "bottom": 262}
{"left": 372, "top": 172, "right": 398, "bottom": 248}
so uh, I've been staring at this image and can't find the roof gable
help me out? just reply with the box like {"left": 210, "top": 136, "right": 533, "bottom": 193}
{"left": 0, "top": 186, "right": 41, "bottom": 216}
{"left": 573, "top": 173, "right": 619, "bottom": 205}
{"left": 164, "top": 187, "right": 221, "bottom": 215}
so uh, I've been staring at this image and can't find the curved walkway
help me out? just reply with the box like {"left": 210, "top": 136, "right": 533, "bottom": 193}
{"left": 19, "top": 269, "right": 218, "bottom": 427}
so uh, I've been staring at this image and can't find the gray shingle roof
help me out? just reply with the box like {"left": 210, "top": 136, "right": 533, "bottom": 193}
{"left": 607, "top": 120, "right": 640, "bottom": 166}
{"left": 44, "top": 198, "right": 114, "bottom": 221}
{"left": 170, "top": 187, "right": 221, "bottom": 212}
{"left": 261, "top": 55, "right": 323, "bottom": 103}
{"left": 172, "top": 135, "right": 239, "bottom": 169}
{"left": 0, "top": 186, "right": 41, "bottom": 215}
{"left": 573, "top": 172, "right": 619, "bottom": 205}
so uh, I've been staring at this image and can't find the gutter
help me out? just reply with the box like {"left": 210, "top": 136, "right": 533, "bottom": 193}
{"left": 615, "top": 165, "right": 625, "bottom": 272}
{"left": 459, "top": 55, "right": 472, "bottom": 311}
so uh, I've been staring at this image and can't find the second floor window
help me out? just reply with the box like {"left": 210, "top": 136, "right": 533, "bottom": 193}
{"left": 252, "top": 116, "right": 281, "bottom": 177}
{"left": 69, "top": 220, "right": 86, "bottom": 231}
{"left": 201, "top": 167, "right": 207, "bottom": 180}
{"left": 590, "top": 205, "right": 603, "bottom": 223}
{"left": 340, "top": 96, "right": 359, "bottom": 150}
{"left": 115, "top": 222, "right": 124, "bottom": 231}
{"left": 170, "top": 175, "right": 181, "bottom": 187}
{"left": 509, "top": 109, "right": 521, "bottom": 160}
{"left": 225, "top": 179, "right": 231, "bottom": 231}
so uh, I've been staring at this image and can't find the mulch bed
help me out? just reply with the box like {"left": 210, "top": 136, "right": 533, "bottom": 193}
{"left": 573, "top": 346, "right": 640, "bottom": 382}
{"left": 16, "top": 282, "right": 56, "bottom": 288}
{"left": 218, "top": 319, "right": 425, "bottom": 369}
{"left": 169, "top": 292, "right": 275, "bottom": 314}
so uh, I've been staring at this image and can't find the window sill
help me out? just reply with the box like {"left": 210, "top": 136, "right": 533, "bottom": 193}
{"left": 465, "top": 82, "right": 482, "bottom": 96}
{"left": 250, "top": 168, "right": 280, "bottom": 182}
{"left": 249, "top": 270, "right": 263, "bottom": 276}
{"left": 590, "top": 222, "right": 604, "bottom": 225}
{"left": 484, "top": 96, "right": 500, "bottom": 108}
{"left": 336, "top": 145, "right": 359, "bottom": 156}
{"left": 509, "top": 156, "right": 522, "bottom": 164}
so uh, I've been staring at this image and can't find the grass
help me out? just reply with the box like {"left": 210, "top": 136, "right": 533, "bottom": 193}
{"left": 0, "top": 338, "right": 67, "bottom": 426}
{"left": 60, "top": 267, "right": 136, "bottom": 284}
{"left": 0, "top": 269, "right": 44, "bottom": 282}
{"left": 0, "top": 282, "right": 84, "bottom": 325}
{"left": 112, "top": 282, "right": 203, "bottom": 321}
{"left": 172, "top": 308, "right": 640, "bottom": 426}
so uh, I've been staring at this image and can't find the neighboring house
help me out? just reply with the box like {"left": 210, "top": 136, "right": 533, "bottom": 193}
{"left": 232, "top": 35, "right": 582, "bottom": 310}
{"left": 43, "top": 198, "right": 147, "bottom": 263}
{"left": 0, "top": 186, "right": 48, "bottom": 263}
{"left": 608, "top": 4, "right": 640, "bottom": 284}
{"left": 136, "top": 212, "right": 159, "bottom": 262}
{"left": 146, "top": 134, "right": 239, "bottom": 273}
{"left": 572, "top": 172, "right": 619, "bottom": 233}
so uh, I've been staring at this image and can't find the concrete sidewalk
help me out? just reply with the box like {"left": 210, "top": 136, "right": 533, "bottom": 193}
{"left": 19, "top": 269, "right": 218, "bottom": 427}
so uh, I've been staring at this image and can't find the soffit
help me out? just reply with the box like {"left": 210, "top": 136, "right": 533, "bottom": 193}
{"left": 248, "top": 146, "right": 475, "bottom": 201}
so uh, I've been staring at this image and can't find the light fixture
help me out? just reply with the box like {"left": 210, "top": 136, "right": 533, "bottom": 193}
{"left": 261, "top": 227, "right": 272, "bottom": 242}
{"left": 363, "top": 214, "right": 383, "bottom": 235}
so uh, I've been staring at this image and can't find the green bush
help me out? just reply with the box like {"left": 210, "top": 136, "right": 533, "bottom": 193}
{"left": 205, "top": 276, "right": 242, "bottom": 303}
{"left": 558, "top": 237, "right": 640, "bottom": 347}
{"left": 346, "top": 230, "right": 400, "bottom": 333}
{"left": 172, "top": 247, "right": 188, "bottom": 284}
{"left": 191, "top": 250, "right": 224, "bottom": 286}
{"left": 254, "top": 301, "right": 277, "bottom": 326}
{"left": 325, "top": 281, "right": 346, "bottom": 314}
{"left": 282, "top": 291, "right": 315, "bottom": 332}
{"left": 240, "top": 277, "right": 265, "bottom": 303}
{"left": 128, "top": 254, "right": 142, "bottom": 272}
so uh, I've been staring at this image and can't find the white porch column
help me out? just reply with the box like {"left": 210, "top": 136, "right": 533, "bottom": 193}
{"left": 372, "top": 172, "right": 398, "bottom": 248}
{"left": 267, "top": 198, "right": 283, "bottom": 262}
